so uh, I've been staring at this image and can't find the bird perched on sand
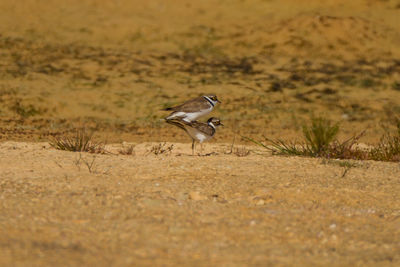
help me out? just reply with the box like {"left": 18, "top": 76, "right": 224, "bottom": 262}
{"left": 166, "top": 117, "right": 223, "bottom": 155}
{"left": 163, "top": 94, "right": 221, "bottom": 123}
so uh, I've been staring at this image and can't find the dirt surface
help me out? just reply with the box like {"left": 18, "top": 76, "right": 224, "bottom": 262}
{"left": 1, "top": 0, "right": 400, "bottom": 143}
{"left": 0, "top": 142, "right": 399, "bottom": 266}
{"left": 1, "top": 1, "right": 400, "bottom": 266}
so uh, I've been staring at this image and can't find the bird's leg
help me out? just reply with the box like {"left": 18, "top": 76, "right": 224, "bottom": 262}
{"left": 192, "top": 140, "right": 195, "bottom": 155}
{"left": 200, "top": 143, "right": 203, "bottom": 155}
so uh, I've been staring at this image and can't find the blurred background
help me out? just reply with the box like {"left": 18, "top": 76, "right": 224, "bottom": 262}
{"left": 1, "top": 0, "right": 399, "bottom": 143}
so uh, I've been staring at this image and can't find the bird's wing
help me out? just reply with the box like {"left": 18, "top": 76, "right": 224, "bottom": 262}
{"left": 164, "top": 96, "right": 210, "bottom": 112}
{"left": 185, "top": 121, "right": 215, "bottom": 136}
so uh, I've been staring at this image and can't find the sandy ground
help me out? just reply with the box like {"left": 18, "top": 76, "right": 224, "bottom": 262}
{"left": 1, "top": 0, "right": 400, "bottom": 143}
{"left": 1, "top": 0, "right": 400, "bottom": 266}
{"left": 0, "top": 142, "right": 399, "bottom": 266}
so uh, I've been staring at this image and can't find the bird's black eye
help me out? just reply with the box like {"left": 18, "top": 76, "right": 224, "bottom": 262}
{"left": 212, "top": 96, "right": 217, "bottom": 101}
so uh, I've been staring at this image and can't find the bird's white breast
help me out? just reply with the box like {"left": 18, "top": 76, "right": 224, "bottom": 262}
{"left": 195, "top": 132, "right": 211, "bottom": 143}
{"left": 182, "top": 106, "right": 212, "bottom": 122}
{"left": 186, "top": 127, "right": 212, "bottom": 143}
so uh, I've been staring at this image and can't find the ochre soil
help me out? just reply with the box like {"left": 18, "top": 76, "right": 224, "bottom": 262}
{"left": 0, "top": 0, "right": 400, "bottom": 143}
{"left": 1, "top": 0, "right": 400, "bottom": 266}
{"left": 1, "top": 142, "right": 399, "bottom": 266}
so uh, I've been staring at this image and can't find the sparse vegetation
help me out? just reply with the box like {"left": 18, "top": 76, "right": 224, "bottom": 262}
{"left": 302, "top": 117, "right": 339, "bottom": 156}
{"left": 233, "top": 146, "right": 251, "bottom": 157}
{"left": 244, "top": 117, "right": 400, "bottom": 162}
{"left": 11, "top": 100, "right": 44, "bottom": 118}
{"left": 360, "top": 78, "right": 377, "bottom": 88}
{"left": 391, "top": 81, "right": 400, "bottom": 91}
{"left": 321, "top": 159, "right": 361, "bottom": 177}
{"left": 50, "top": 128, "right": 106, "bottom": 153}
{"left": 225, "top": 136, "right": 251, "bottom": 157}
{"left": 245, "top": 117, "right": 365, "bottom": 159}
{"left": 321, "top": 159, "right": 361, "bottom": 169}
{"left": 118, "top": 144, "right": 135, "bottom": 155}
{"left": 73, "top": 153, "right": 111, "bottom": 174}
{"left": 148, "top": 143, "right": 174, "bottom": 155}
{"left": 369, "top": 122, "right": 400, "bottom": 162}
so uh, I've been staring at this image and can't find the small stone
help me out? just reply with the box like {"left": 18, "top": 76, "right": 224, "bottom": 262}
{"left": 189, "top": 191, "right": 207, "bottom": 201}
{"left": 256, "top": 199, "right": 265, "bottom": 206}
{"left": 142, "top": 198, "right": 162, "bottom": 207}
{"left": 176, "top": 192, "right": 188, "bottom": 201}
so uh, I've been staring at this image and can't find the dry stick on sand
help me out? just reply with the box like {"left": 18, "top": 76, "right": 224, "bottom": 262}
{"left": 226, "top": 135, "right": 236, "bottom": 154}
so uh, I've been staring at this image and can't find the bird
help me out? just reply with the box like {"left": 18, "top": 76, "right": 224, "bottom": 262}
{"left": 166, "top": 117, "right": 223, "bottom": 155}
{"left": 163, "top": 94, "right": 221, "bottom": 123}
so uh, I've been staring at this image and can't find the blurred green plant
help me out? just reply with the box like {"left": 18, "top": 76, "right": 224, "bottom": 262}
{"left": 244, "top": 117, "right": 400, "bottom": 162}
{"left": 11, "top": 100, "right": 43, "bottom": 118}
{"left": 243, "top": 117, "right": 367, "bottom": 160}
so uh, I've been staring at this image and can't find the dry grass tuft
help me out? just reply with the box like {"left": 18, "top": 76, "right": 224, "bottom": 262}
{"left": 233, "top": 146, "right": 251, "bottom": 157}
{"left": 225, "top": 136, "right": 251, "bottom": 157}
{"left": 50, "top": 128, "right": 106, "bottom": 153}
{"left": 369, "top": 122, "right": 400, "bottom": 162}
{"left": 148, "top": 143, "right": 174, "bottom": 155}
{"left": 118, "top": 144, "right": 135, "bottom": 155}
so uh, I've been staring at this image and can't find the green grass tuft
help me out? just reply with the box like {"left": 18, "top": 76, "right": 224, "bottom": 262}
{"left": 302, "top": 117, "right": 339, "bottom": 156}
{"left": 243, "top": 117, "right": 400, "bottom": 162}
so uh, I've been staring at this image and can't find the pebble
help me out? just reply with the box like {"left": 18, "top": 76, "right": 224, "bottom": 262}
{"left": 256, "top": 199, "right": 265, "bottom": 206}
{"left": 189, "top": 191, "right": 207, "bottom": 201}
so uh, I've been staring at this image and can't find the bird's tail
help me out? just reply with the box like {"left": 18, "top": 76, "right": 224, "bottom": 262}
{"left": 165, "top": 119, "right": 186, "bottom": 130}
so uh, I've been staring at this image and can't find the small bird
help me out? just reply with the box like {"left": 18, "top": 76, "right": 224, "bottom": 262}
{"left": 166, "top": 117, "right": 223, "bottom": 155}
{"left": 163, "top": 95, "right": 221, "bottom": 123}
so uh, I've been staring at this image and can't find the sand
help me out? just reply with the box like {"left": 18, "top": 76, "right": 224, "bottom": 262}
{"left": 0, "top": 0, "right": 400, "bottom": 142}
{"left": 1, "top": 0, "right": 400, "bottom": 265}
{"left": 0, "top": 142, "right": 399, "bottom": 266}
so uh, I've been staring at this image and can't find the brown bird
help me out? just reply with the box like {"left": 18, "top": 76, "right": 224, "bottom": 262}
{"left": 166, "top": 117, "right": 223, "bottom": 155}
{"left": 163, "top": 95, "right": 221, "bottom": 123}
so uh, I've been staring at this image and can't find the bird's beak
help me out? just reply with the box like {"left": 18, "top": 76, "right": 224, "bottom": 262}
{"left": 217, "top": 99, "right": 221, "bottom": 103}
{"left": 220, "top": 123, "right": 224, "bottom": 126}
